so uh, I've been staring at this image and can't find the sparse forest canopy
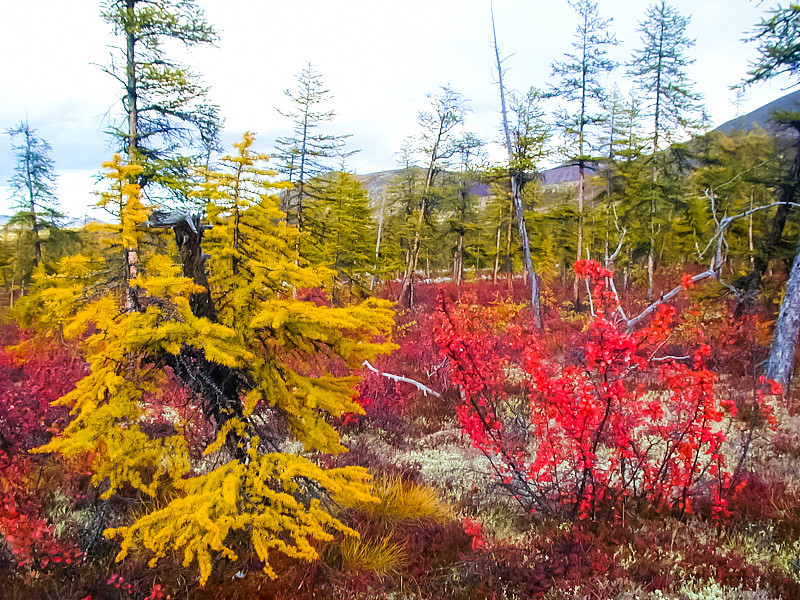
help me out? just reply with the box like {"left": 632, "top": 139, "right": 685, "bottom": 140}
{"left": 6, "top": 1, "right": 800, "bottom": 599}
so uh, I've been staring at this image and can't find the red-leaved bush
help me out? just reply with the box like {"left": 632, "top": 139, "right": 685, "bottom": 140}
{"left": 434, "top": 261, "right": 776, "bottom": 520}
{"left": 0, "top": 329, "right": 85, "bottom": 569}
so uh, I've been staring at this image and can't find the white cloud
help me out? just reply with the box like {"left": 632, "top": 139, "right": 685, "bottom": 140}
{"left": 1, "top": 0, "right": 797, "bottom": 216}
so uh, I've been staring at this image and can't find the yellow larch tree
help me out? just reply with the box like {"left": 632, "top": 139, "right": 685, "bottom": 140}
{"left": 24, "top": 135, "right": 395, "bottom": 584}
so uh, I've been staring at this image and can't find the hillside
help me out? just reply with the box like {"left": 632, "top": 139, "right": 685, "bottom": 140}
{"left": 715, "top": 89, "right": 800, "bottom": 135}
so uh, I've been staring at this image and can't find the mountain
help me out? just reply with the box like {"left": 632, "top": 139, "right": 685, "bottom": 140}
{"left": 714, "top": 89, "right": 800, "bottom": 136}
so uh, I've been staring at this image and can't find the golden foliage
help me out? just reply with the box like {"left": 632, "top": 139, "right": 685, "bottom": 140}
{"left": 27, "top": 141, "right": 395, "bottom": 584}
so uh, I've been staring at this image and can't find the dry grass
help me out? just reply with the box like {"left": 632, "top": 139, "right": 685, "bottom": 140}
{"left": 339, "top": 536, "right": 407, "bottom": 576}
{"left": 357, "top": 476, "right": 451, "bottom": 526}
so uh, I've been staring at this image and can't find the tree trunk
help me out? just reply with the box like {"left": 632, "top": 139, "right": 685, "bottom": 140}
{"left": 370, "top": 195, "right": 386, "bottom": 290}
{"left": 765, "top": 232, "right": 800, "bottom": 386}
{"left": 492, "top": 5, "right": 542, "bottom": 329}
{"left": 492, "top": 226, "right": 501, "bottom": 284}
{"left": 454, "top": 231, "right": 464, "bottom": 285}
{"left": 174, "top": 215, "right": 217, "bottom": 321}
{"left": 573, "top": 160, "right": 585, "bottom": 309}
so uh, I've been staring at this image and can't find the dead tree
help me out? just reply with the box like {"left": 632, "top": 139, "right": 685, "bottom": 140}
{"left": 491, "top": 3, "right": 542, "bottom": 330}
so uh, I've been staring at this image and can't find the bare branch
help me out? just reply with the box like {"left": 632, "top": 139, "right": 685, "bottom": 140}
{"left": 362, "top": 360, "right": 442, "bottom": 398}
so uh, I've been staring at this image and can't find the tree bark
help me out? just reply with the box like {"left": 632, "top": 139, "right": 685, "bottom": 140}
{"left": 492, "top": 4, "right": 542, "bottom": 329}
{"left": 765, "top": 231, "right": 800, "bottom": 386}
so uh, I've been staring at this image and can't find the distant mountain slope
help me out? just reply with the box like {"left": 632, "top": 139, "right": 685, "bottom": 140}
{"left": 355, "top": 92, "right": 800, "bottom": 200}
{"left": 715, "top": 89, "right": 800, "bottom": 135}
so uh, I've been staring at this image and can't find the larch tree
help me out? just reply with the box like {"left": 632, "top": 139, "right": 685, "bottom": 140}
{"left": 628, "top": 0, "right": 701, "bottom": 300}
{"left": 101, "top": 0, "right": 221, "bottom": 193}
{"left": 398, "top": 86, "right": 466, "bottom": 308}
{"left": 23, "top": 136, "right": 395, "bottom": 584}
{"left": 273, "top": 63, "right": 354, "bottom": 231}
{"left": 303, "top": 171, "right": 376, "bottom": 301}
{"left": 551, "top": 0, "right": 617, "bottom": 309}
{"left": 5, "top": 121, "right": 61, "bottom": 269}
{"left": 446, "top": 133, "right": 484, "bottom": 287}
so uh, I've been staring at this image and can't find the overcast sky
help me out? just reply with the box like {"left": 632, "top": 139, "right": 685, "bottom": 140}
{"left": 0, "top": 0, "right": 796, "bottom": 218}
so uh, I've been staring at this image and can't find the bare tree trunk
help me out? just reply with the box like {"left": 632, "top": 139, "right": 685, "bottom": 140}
{"left": 492, "top": 4, "right": 542, "bottom": 329}
{"left": 492, "top": 226, "right": 501, "bottom": 284}
{"left": 766, "top": 232, "right": 800, "bottom": 386}
{"left": 124, "top": 0, "right": 141, "bottom": 313}
{"left": 749, "top": 191, "right": 755, "bottom": 267}
{"left": 573, "top": 161, "right": 585, "bottom": 309}
{"left": 506, "top": 211, "right": 514, "bottom": 291}
{"left": 370, "top": 195, "right": 386, "bottom": 290}
{"left": 454, "top": 231, "right": 464, "bottom": 285}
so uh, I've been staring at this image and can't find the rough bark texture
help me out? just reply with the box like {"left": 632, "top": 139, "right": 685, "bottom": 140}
{"left": 149, "top": 211, "right": 250, "bottom": 456}
{"left": 765, "top": 233, "right": 800, "bottom": 386}
{"left": 492, "top": 7, "right": 542, "bottom": 329}
{"left": 172, "top": 214, "right": 217, "bottom": 321}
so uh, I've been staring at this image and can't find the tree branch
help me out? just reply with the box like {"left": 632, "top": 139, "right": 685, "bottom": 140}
{"left": 362, "top": 360, "right": 442, "bottom": 398}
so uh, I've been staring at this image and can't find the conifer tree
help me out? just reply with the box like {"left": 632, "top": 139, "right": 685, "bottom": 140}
{"left": 303, "top": 171, "right": 376, "bottom": 301}
{"left": 445, "top": 133, "right": 484, "bottom": 286}
{"left": 5, "top": 121, "right": 61, "bottom": 268}
{"left": 101, "top": 0, "right": 221, "bottom": 194}
{"left": 628, "top": 0, "right": 701, "bottom": 299}
{"left": 398, "top": 86, "right": 466, "bottom": 307}
{"left": 273, "top": 64, "right": 354, "bottom": 229}
{"left": 25, "top": 135, "right": 395, "bottom": 584}
{"left": 551, "top": 0, "right": 617, "bottom": 307}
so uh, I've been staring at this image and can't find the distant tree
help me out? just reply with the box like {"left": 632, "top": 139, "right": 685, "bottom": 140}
{"left": 273, "top": 63, "right": 354, "bottom": 230}
{"left": 551, "top": 0, "right": 617, "bottom": 308}
{"left": 377, "top": 141, "right": 425, "bottom": 286}
{"left": 303, "top": 171, "right": 376, "bottom": 301}
{"left": 444, "top": 133, "right": 484, "bottom": 286}
{"left": 398, "top": 86, "right": 466, "bottom": 307}
{"left": 5, "top": 121, "right": 61, "bottom": 267}
{"left": 101, "top": 0, "right": 221, "bottom": 194}
{"left": 628, "top": 0, "right": 701, "bottom": 300}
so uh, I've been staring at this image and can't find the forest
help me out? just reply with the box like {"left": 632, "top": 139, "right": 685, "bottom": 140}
{"left": 3, "top": 0, "right": 800, "bottom": 598}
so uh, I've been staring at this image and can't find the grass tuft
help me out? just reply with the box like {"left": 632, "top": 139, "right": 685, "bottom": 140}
{"left": 358, "top": 475, "right": 451, "bottom": 525}
{"left": 340, "top": 536, "right": 407, "bottom": 576}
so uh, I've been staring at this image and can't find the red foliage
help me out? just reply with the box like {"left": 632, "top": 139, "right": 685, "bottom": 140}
{"left": 0, "top": 327, "right": 86, "bottom": 569}
{"left": 434, "top": 261, "right": 778, "bottom": 520}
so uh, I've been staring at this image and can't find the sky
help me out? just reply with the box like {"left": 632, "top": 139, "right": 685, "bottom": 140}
{"left": 0, "top": 0, "right": 797, "bottom": 218}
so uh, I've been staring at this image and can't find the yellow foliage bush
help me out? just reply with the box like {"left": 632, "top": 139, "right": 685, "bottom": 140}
{"left": 27, "top": 136, "right": 395, "bottom": 585}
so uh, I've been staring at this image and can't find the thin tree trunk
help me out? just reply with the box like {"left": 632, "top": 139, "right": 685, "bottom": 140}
{"left": 749, "top": 191, "right": 755, "bottom": 267}
{"left": 765, "top": 232, "right": 800, "bottom": 386}
{"left": 124, "top": 0, "right": 141, "bottom": 313}
{"left": 493, "top": 226, "right": 501, "bottom": 283}
{"left": 574, "top": 160, "right": 585, "bottom": 309}
{"left": 454, "top": 231, "right": 464, "bottom": 285}
{"left": 492, "top": 3, "right": 542, "bottom": 329}
{"left": 370, "top": 195, "right": 386, "bottom": 290}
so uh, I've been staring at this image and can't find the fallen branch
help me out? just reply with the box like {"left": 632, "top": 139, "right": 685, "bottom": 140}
{"left": 621, "top": 201, "right": 800, "bottom": 333}
{"left": 362, "top": 360, "right": 442, "bottom": 398}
